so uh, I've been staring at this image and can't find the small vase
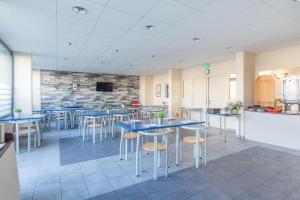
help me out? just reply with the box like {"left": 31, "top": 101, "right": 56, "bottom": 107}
{"left": 231, "top": 109, "right": 239, "bottom": 115}
{"left": 158, "top": 118, "right": 163, "bottom": 125}
{"left": 14, "top": 112, "right": 20, "bottom": 118}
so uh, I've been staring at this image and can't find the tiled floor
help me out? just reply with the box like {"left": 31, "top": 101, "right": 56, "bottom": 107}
{"left": 16, "top": 126, "right": 300, "bottom": 200}
{"left": 90, "top": 146, "right": 300, "bottom": 200}
{"left": 59, "top": 135, "right": 122, "bottom": 165}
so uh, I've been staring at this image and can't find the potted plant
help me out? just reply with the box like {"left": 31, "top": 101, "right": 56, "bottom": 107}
{"left": 14, "top": 108, "right": 22, "bottom": 118}
{"left": 227, "top": 101, "right": 243, "bottom": 114}
{"left": 156, "top": 112, "right": 165, "bottom": 125}
{"left": 103, "top": 103, "right": 112, "bottom": 114}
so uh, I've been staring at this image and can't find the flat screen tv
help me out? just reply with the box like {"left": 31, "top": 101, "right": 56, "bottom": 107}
{"left": 96, "top": 82, "right": 113, "bottom": 92}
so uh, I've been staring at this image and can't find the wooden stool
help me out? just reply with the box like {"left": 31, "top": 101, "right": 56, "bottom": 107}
{"left": 181, "top": 125, "right": 207, "bottom": 168}
{"left": 119, "top": 132, "right": 137, "bottom": 160}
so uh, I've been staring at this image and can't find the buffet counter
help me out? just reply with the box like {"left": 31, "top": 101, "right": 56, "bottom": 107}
{"left": 244, "top": 111, "right": 300, "bottom": 150}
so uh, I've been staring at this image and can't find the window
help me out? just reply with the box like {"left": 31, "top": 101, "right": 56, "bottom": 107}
{"left": 0, "top": 41, "right": 13, "bottom": 118}
{"left": 229, "top": 74, "right": 236, "bottom": 100}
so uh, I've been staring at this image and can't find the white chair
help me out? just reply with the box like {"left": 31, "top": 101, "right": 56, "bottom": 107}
{"left": 181, "top": 125, "right": 207, "bottom": 168}
{"left": 10, "top": 120, "right": 37, "bottom": 153}
{"left": 82, "top": 116, "right": 103, "bottom": 143}
{"left": 119, "top": 131, "right": 137, "bottom": 160}
{"left": 135, "top": 130, "right": 170, "bottom": 180}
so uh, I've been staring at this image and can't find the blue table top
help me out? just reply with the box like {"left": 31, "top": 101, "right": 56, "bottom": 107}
{"left": 33, "top": 107, "right": 92, "bottom": 112}
{"left": 116, "top": 119, "right": 205, "bottom": 132}
{"left": 78, "top": 110, "right": 132, "bottom": 117}
{"left": 0, "top": 114, "right": 45, "bottom": 122}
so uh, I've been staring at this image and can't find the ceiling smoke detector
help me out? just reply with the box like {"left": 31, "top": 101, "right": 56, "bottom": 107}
{"left": 144, "top": 25, "right": 155, "bottom": 31}
{"left": 72, "top": 6, "right": 88, "bottom": 14}
{"left": 115, "top": 49, "right": 120, "bottom": 53}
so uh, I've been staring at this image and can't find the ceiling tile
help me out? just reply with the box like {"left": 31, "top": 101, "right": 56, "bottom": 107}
{"left": 146, "top": 0, "right": 197, "bottom": 24}
{"left": 92, "top": 23, "right": 127, "bottom": 40}
{"left": 99, "top": 7, "right": 142, "bottom": 29}
{"left": 108, "top": 0, "right": 161, "bottom": 16}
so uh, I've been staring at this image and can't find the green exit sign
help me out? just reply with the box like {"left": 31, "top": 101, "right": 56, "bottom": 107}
{"left": 203, "top": 63, "right": 210, "bottom": 69}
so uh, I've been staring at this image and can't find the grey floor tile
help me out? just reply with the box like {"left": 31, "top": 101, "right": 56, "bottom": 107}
{"left": 236, "top": 184, "right": 285, "bottom": 200}
{"left": 108, "top": 175, "right": 134, "bottom": 190}
{"left": 87, "top": 179, "right": 114, "bottom": 197}
{"left": 202, "top": 180, "right": 245, "bottom": 200}
{"left": 62, "top": 187, "right": 90, "bottom": 200}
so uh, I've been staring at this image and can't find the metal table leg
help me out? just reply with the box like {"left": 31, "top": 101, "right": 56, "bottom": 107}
{"left": 224, "top": 116, "right": 227, "bottom": 143}
{"left": 175, "top": 127, "right": 180, "bottom": 166}
{"left": 16, "top": 123, "right": 19, "bottom": 154}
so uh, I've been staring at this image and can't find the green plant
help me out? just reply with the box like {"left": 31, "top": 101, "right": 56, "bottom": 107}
{"left": 228, "top": 101, "right": 243, "bottom": 111}
{"left": 103, "top": 103, "right": 112, "bottom": 111}
{"left": 156, "top": 112, "right": 165, "bottom": 118}
{"left": 14, "top": 108, "right": 22, "bottom": 113}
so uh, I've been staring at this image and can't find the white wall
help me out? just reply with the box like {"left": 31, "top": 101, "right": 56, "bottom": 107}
{"left": 152, "top": 73, "right": 169, "bottom": 105}
{"left": 255, "top": 45, "right": 300, "bottom": 72}
{"left": 181, "top": 59, "right": 238, "bottom": 128}
{"left": 13, "top": 53, "right": 32, "bottom": 115}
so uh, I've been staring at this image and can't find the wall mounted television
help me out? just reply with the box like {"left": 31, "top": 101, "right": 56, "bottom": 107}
{"left": 96, "top": 82, "right": 113, "bottom": 92}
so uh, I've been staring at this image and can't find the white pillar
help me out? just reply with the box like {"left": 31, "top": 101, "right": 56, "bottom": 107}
{"left": 13, "top": 53, "right": 33, "bottom": 115}
{"left": 235, "top": 51, "right": 255, "bottom": 138}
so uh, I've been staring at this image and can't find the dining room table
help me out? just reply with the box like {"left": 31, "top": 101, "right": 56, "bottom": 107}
{"left": 78, "top": 110, "right": 133, "bottom": 141}
{"left": 0, "top": 114, "right": 45, "bottom": 154}
{"left": 206, "top": 112, "right": 241, "bottom": 142}
{"left": 116, "top": 118, "right": 206, "bottom": 177}
{"left": 33, "top": 107, "right": 92, "bottom": 130}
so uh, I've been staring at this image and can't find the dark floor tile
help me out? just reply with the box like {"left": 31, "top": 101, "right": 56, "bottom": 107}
{"left": 88, "top": 191, "right": 119, "bottom": 200}
{"left": 202, "top": 180, "right": 245, "bottom": 200}
{"left": 59, "top": 136, "right": 122, "bottom": 165}
{"left": 236, "top": 184, "right": 285, "bottom": 200}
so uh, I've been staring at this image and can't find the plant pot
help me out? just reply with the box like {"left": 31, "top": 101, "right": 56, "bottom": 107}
{"left": 157, "top": 118, "right": 163, "bottom": 125}
{"left": 230, "top": 109, "right": 239, "bottom": 115}
{"left": 14, "top": 112, "right": 21, "bottom": 118}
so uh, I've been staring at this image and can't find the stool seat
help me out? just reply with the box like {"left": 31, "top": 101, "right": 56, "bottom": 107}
{"left": 13, "top": 129, "right": 36, "bottom": 136}
{"left": 143, "top": 142, "right": 166, "bottom": 152}
{"left": 183, "top": 136, "right": 205, "bottom": 144}
{"left": 87, "top": 123, "right": 103, "bottom": 128}
{"left": 123, "top": 132, "right": 137, "bottom": 139}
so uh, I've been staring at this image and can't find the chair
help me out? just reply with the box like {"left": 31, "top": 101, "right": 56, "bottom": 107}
{"left": 135, "top": 130, "right": 170, "bottom": 180}
{"left": 113, "top": 113, "right": 131, "bottom": 135}
{"left": 10, "top": 120, "right": 37, "bottom": 153}
{"left": 82, "top": 116, "right": 103, "bottom": 143}
{"left": 181, "top": 125, "right": 207, "bottom": 168}
{"left": 119, "top": 131, "right": 137, "bottom": 160}
{"left": 53, "top": 111, "right": 68, "bottom": 131}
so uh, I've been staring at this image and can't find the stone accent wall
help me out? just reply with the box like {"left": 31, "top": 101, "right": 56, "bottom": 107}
{"left": 41, "top": 70, "right": 139, "bottom": 108}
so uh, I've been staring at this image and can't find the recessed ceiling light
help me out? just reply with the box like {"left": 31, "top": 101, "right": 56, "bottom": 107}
{"left": 64, "top": 57, "right": 70, "bottom": 60}
{"left": 100, "top": 61, "right": 106, "bottom": 64}
{"left": 72, "top": 6, "right": 88, "bottom": 14}
{"left": 115, "top": 49, "right": 120, "bottom": 53}
{"left": 193, "top": 37, "right": 200, "bottom": 42}
{"left": 144, "top": 25, "right": 155, "bottom": 31}
{"left": 292, "top": 0, "right": 300, "bottom": 2}
{"left": 66, "top": 42, "right": 74, "bottom": 46}
{"left": 151, "top": 55, "right": 156, "bottom": 58}
{"left": 178, "top": 59, "right": 184, "bottom": 62}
